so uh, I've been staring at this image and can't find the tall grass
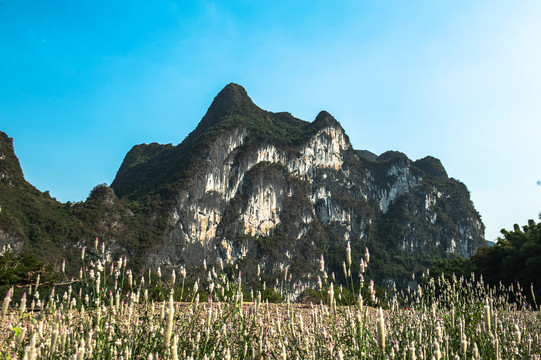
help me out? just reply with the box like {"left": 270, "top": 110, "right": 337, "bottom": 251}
{"left": 0, "top": 241, "right": 540, "bottom": 359}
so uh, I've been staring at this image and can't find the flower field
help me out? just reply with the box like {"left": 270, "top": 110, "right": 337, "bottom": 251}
{"left": 1, "top": 243, "right": 540, "bottom": 359}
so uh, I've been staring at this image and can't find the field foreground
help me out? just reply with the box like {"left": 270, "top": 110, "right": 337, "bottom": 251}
{"left": 1, "top": 295, "right": 540, "bottom": 359}
{"left": 1, "top": 246, "right": 541, "bottom": 359}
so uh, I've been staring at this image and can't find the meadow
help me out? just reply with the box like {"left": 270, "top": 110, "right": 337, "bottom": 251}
{"left": 1, "top": 242, "right": 540, "bottom": 359}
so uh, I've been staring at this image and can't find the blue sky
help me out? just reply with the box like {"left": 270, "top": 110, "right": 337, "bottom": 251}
{"left": 1, "top": 1, "right": 540, "bottom": 241}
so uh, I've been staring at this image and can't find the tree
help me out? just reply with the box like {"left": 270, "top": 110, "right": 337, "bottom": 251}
{"left": 472, "top": 215, "right": 541, "bottom": 305}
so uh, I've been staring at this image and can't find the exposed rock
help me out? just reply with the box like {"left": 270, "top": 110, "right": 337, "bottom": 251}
{"left": 0, "top": 84, "right": 486, "bottom": 288}
{"left": 111, "top": 84, "right": 485, "bottom": 284}
{"left": 0, "top": 228, "right": 23, "bottom": 255}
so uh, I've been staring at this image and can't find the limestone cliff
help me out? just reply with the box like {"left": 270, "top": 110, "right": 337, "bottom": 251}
{"left": 0, "top": 84, "right": 485, "bottom": 286}
{"left": 111, "top": 83, "right": 485, "bottom": 284}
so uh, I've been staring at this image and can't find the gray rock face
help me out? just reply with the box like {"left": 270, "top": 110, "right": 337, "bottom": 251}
{"left": 0, "top": 229, "right": 23, "bottom": 255}
{"left": 111, "top": 83, "right": 485, "bottom": 283}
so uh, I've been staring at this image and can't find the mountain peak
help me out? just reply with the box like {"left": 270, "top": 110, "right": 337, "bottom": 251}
{"left": 195, "top": 83, "right": 262, "bottom": 133}
{"left": 313, "top": 110, "right": 342, "bottom": 130}
{"left": 217, "top": 83, "right": 251, "bottom": 104}
{"left": 413, "top": 156, "right": 448, "bottom": 178}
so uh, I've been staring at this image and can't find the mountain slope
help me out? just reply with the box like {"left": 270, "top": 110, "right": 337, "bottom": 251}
{"left": 0, "top": 133, "right": 166, "bottom": 272}
{"left": 0, "top": 132, "right": 83, "bottom": 259}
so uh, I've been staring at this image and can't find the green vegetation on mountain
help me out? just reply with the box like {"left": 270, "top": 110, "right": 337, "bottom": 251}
{"left": 0, "top": 132, "right": 85, "bottom": 261}
{"left": 67, "top": 184, "right": 169, "bottom": 271}
{"left": 0, "top": 132, "right": 167, "bottom": 274}
{"left": 0, "top": 251, "right": 56, "bottom": 300}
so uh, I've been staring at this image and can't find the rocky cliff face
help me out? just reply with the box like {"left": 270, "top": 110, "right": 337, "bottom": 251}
{"left": 0, "top": 83, "right": 485, "bottom": 286}
{"left": 111, "top": 83, "right": 485, "bottom": 284}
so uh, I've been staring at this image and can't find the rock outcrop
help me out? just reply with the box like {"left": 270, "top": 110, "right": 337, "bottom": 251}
{"left": 111, "top": 83, "right": 485, "bottom": 284}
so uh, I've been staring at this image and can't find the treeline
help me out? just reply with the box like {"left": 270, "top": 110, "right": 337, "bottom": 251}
{"left": 431, "top": 215, "right": 541, "bottom": 305}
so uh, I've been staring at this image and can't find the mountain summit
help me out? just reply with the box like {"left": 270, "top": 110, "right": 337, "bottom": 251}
{"left": 194, "top": 83, "right": 264, "bottom": 134}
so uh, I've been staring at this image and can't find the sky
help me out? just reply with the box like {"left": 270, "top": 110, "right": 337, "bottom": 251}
{"left": 1, "top": 1, "right": 540, "bottom": 242}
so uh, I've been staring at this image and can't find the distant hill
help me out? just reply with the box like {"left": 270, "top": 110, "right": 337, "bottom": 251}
{"left": 0, "top": 83, "right": 486, "bottom": 288}
{"left": 0, "top": 131, "right": 82, "bottom": 262}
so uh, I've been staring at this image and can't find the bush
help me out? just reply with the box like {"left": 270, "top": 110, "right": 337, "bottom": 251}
{"left": 0, "top": 250, "right": 56, "bottom": 301}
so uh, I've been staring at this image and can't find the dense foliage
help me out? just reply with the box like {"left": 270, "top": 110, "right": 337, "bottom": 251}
{"left": 0, "top": 251, "right": 56, "bottom": 301}
{"left": 0, "top": 132, "right": 87, "bottom": 262}
{"left": 430, "top": 215, "right": 541, "bottom": 305}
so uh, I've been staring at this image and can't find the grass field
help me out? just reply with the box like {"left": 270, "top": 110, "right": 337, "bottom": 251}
{"left": 1, "top": 244, "right": 540, "bottom": 359}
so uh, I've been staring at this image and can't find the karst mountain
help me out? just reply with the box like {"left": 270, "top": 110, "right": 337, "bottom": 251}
{"left": 0, "top": 83, "right": 485, "bottom": 287}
